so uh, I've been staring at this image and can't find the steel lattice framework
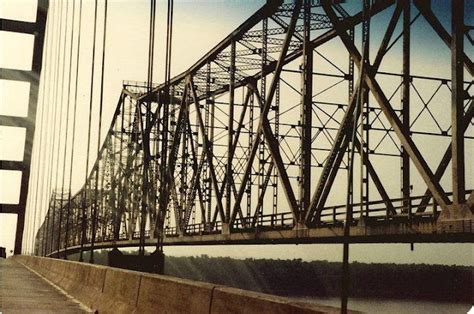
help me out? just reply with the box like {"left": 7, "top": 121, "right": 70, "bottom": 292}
{"left": 35, "top": 0, "right": 473, "bottom": 257}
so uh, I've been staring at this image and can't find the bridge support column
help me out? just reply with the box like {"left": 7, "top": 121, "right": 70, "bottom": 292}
{"left": 108, "top": 248, "right": 165, "bottom": 274}
{"left": 152, "top": 249, "right": 165, "bottom": 274}
{"left": 437, "top": 0, "right": 472, "bottom": 234}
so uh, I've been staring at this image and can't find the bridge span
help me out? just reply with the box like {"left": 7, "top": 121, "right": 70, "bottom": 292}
{"left": 24, "top": 0, "right": 473, "bottom": 260}
{"left": 46, "top": 211, "right": 474, "bottom": 258}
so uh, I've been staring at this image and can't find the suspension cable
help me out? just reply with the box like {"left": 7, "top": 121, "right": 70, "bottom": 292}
{"left": 139, "top": 0, "right": 156, "bottom": 259}
{"left": 80, "top": 0, "right": 99, "bottom": 263}
{"left": 156, "top": 0, "right": 173, "bottom": 256}
{"left": 65, "top": 0, "right": 82, "bottom": 259}
{"left": 55, "top": 0, "right": 71, "bottom": 255}
{"left": 27, "top": 0, "right": 54, "bottom": 255}
{"left": 41, "top": 0, "right": 58, "bottom": 257}
{"left": 165, "top": 0, "right": 174, "bottom": 87}
{"left": 44, "top": 0, "right": 63, "bottom": 256}
{"left": 90, "top": 0, "right": 108, "bottom": 264}
{"left": 50, "top": 0, "right": 68, "bottom": 255}
{"left": 147, "top": 0, "right": 156, "bottom": 90}
{"left": 60, "top": 0, "right": 78, "bottom": 259}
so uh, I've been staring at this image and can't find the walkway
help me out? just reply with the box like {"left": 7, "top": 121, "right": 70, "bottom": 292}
{"left": 0, "top": 258, "right": 90, "bottom": 313}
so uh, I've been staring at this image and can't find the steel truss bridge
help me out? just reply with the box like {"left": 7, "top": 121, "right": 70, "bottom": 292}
{"left": 32, "top": 0, "right": 473, "bottom": 258}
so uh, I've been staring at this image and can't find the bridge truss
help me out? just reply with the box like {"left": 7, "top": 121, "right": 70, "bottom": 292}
{"left": 34, "top": 0, "right": 473, "bottom": 257}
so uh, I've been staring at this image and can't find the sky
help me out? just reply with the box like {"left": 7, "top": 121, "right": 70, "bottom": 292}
{"left": 0, "top": 0, "right": 472, "bottom": 265}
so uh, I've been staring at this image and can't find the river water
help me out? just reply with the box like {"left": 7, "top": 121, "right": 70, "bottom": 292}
{"left": 297, "top": 297, "right": 472, "bottom": 313}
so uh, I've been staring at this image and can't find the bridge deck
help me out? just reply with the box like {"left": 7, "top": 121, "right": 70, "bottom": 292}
{"left": 0, "top": 258, "right": 89, "bottom": 313}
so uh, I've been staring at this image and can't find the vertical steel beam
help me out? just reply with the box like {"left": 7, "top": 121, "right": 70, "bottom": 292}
{"left": 259, "top": 17, "right": 268, "bottom": 226}
{"left": 204, "top": 63, "right": 211, "bottom": 226}
{"left": 114, "top": 96, "right": 125, "bottom": 239}
{"left": 227, "top": 41, "right": 236, "bottom": 223}
{"left": 180, "top": 102, "right": 187, "bottom": 223}
{"left": 150, "top": 103, "right": 159, "bottom": 235}
{"left": 300, "top": 0, "right": 312, "bottom": 221}
{"left": 402, "top": 0, "right": 411, "bottom": 215}
{"left": 247, "top": 92, "right": 254, "bottom": 220}
{"left": 115, "top": 96, "right": 126, "bottom": 240}
{"left": 451, "top": 0, "right": 465, "bottom": 205}
{"left": 139, "top": 103, "right": 150, "bottom": 257}
{"left": 157, "top": 90, "right": 169, "bottom": 240}
{"left": 272, "top": 82, "right": 280, "bottom": 218}
{"left": 209, "top": 94, "right": 216, "bottom": 225}
{"left": 361, "top": 0, "right": 370, "bottom": 217}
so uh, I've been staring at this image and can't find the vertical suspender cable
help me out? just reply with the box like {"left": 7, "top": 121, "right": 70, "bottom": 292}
{"left": 65, "top": 0, "right": 82, "bottom": 259}
{"left": 156, "top": 0, "right": 173, "bottom": 260}
{"left": 90, "top": 0, "right": 108, "bottom": 264}
{"left": 165, "top": 0, "right": 174, "bottom": 89}
{"left": 155, "top": 0, "right": 173, "bottom": 274}
{"left": 148, "top": 0, "right": 156, "bottom": 89}
{"left": 41, "top": 0, "right": 58, "bottom": 256}
{"left": 50, "top": 0, "right": 63, "bottom": 254}
{"left": 80, "top": 0, "right": 99, "bottom": 263}
{"left": 156, "top": 0, "right": 167, "bottom": 256}
{"left": 28, "top": 0, "right": 53, "bottom": 255}
{"left": 45, "top": 0, "right": 63, "bottom": 256}
{"left": 51, "top": 0, "right": 68, "bottom": 256}
{"left": 60, "top": 0, "right": 77, "bottom": 259}
{"left": 139, "top": 0, "right": 156, "bottom": 259}
{"left": 55, "top": 0, "right": 70, "bottom": 256}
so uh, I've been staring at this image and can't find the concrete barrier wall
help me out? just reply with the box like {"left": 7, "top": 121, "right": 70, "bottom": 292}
{"left": 136, "top": 274, "right": 214, "bottom": 314}
{"left": 12, "top": 255, "right": 347, "bottom": 314}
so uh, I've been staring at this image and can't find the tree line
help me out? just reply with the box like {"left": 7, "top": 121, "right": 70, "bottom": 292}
{"left": 165, "top": 255, "right": 472, "bottom": 302}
